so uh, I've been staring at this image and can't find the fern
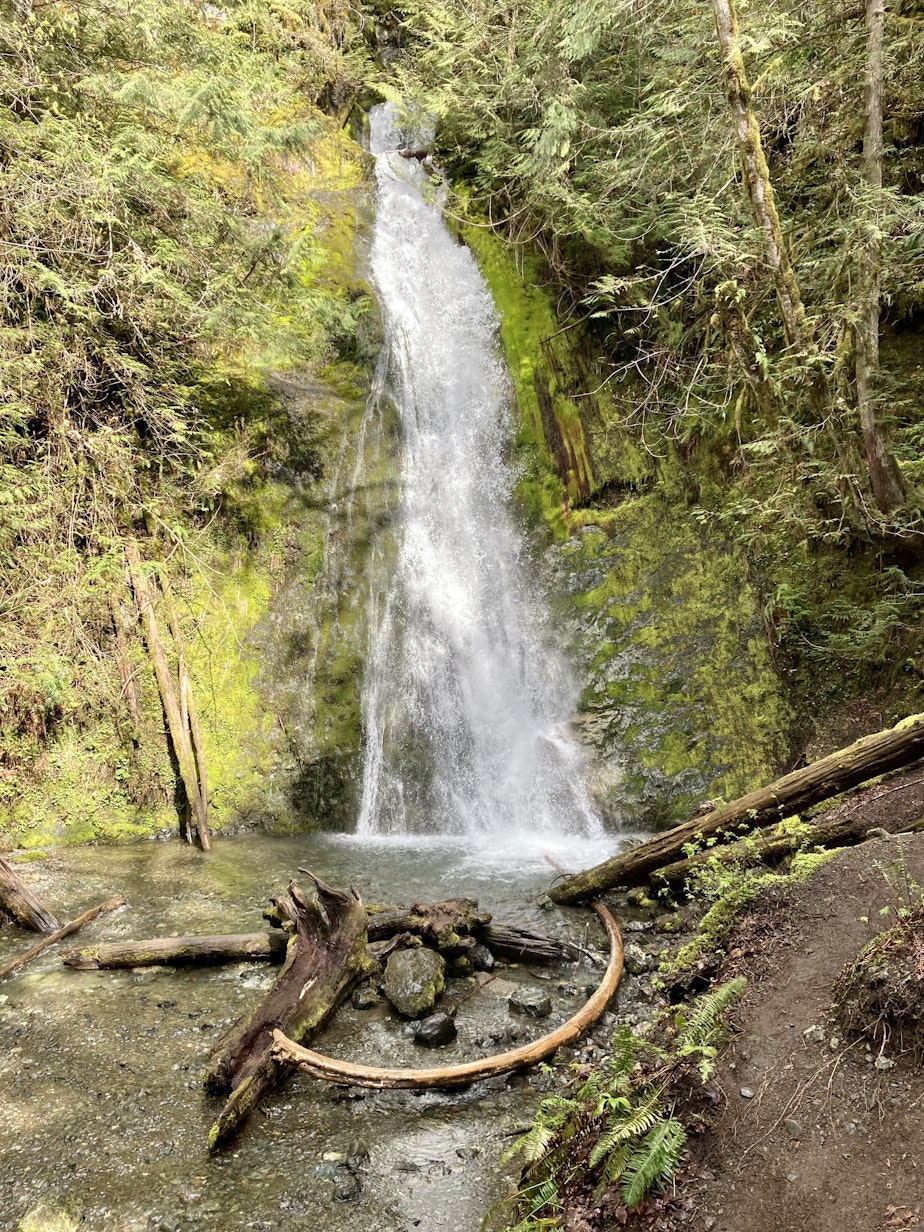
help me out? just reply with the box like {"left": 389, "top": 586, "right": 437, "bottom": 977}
{"left": 589, "top": 1083, "right": 665, "bottom": 1166}
{"left": 620, "top": 1118, "right": 687, "bottom": 1210}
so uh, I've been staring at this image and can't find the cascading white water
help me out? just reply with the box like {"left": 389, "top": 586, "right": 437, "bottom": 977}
{"left": 356, "top": 104, "right": 606, "bottom": 862}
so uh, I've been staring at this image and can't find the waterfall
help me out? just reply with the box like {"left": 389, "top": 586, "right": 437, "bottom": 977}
{"left": 355, "top": 103, "right": 605, "bottom": 862}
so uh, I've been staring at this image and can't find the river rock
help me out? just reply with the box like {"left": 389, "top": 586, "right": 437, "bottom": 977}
{"left": 623, "top": 941, "right": 651, "bottom": 975}
{"left": 470, "top": 943, "right": 495, "bottom": 971}
{"left": 351, "top": 982, "right": 379, "bottom": 1011}
{"left": 384, "top": 947, "right": 445, "bottom": 1018}
{"left": 508, "top": 987, "right": 552, "bottom": 1019}
{"left": 413, "top": 1011, "right": 457, "bottom": 1047}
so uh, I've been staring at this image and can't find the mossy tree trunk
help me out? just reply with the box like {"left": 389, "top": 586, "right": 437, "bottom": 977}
{"left": 855, "top": 0, "right": 906, "bottom": 515}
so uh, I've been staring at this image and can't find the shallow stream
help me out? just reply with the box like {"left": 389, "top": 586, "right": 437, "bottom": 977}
{"left": 0, "top": 836, "right": 626, "bottom": 1232}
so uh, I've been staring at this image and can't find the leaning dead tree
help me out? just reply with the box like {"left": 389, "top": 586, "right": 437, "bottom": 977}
{"left": 550, "top": 714, "right": 924, "bottom": 903}
{"left": 0, "top": 855, "right": 60, "bottom": 934}
{"left": 125, "top": 541, "right": 210, "bottom": 851}
{"left": 271, "top": 902, "right": 623, "bottom": 1090}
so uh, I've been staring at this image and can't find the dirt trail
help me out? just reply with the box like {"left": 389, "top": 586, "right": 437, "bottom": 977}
{"left": 678, "top": 829, "right": 924, "bottom": 1232}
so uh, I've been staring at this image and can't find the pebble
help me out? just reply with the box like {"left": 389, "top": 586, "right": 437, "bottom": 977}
{"left": 785, "top": 1119, "right": 802, "bottom": 1140}
{"left": 739, "top": 1087, "right": 755, "bottom": 1099}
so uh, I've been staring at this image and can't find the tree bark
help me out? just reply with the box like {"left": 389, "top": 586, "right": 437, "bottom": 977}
{"left": 365, "top": 897, "right": 492, "bottom": 949}
{"left": 478, "top": 924, "right": 580, "bottom": 964}
{"left": 205, "top": 874, "right": 376, "bottom": 1151}
{"left": 270, "top": 903, "right": 623, "bottom": 1089}
{"left": 125, "top": 542, "right": 210, "bottom": 851}
{"left": 855, "top": 0, "right": 906, "bottom": 514}
{"left": 0, "top": 855, "right": 60, "bottom": 934}
{"left": 711, "top": 0, "right": 810, "bottom": 354}
{"left": 0, "top": 896, "right": 125, "bottom": 982}
{"left": 549, "top": 714, "right": 924, "bottom": 902}
{"left": 62, "top": 932, "right": 288, "bottom": 971}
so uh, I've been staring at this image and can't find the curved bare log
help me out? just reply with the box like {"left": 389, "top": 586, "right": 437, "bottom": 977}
{"left": 271, "top": 902, "right": 623, "bottom": 1090}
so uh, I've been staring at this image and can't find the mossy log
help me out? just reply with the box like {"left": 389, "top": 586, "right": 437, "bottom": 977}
{"left": 549, "top": 714, "right": 924, "bottom": 903}
{"left": 365, "top": 896, "right": 491, "bottom": 949}
{"left": 0, "top": 854, "right": 60, "bottom": 934}
{"left": 205, "top": 873, "right": 376, "bottom": 1151}
{"left": 0, "top": 895, "right": 125, "bottom": 981}
{"left": 271, "top": 902, "right": 623, "bottom": 1090}
{"left": 62, "top": 932, "right": 288, "bottom": 970}
{"left": 362, "top": 894, "right": 573, "bottom": 963}
{"left": 652, "top": 816, "right": 877, "bottom": 887}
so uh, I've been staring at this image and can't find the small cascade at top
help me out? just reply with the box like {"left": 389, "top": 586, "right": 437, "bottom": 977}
{"left": 355, "top": 103, "right": 605, "bottom": 862}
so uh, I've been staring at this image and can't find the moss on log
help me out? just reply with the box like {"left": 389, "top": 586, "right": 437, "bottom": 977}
{"left": 550, "top": 715, "right": 924, "bottom": 903}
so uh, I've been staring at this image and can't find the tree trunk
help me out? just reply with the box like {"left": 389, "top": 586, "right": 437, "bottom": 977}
{"left": 856, "top": 0, "right": 906, "bottom": 514}
{"left": 62, "top": 932, "right": 288, "bottom": 971}
{"left": 125, "top": 541, "right": 210, "bottom": 851}
{"left": 711, "top": 0, "right": 810, "bottom": 353}
{"left": 205, "top": 874, "right": 376, "bottom": 1151}
{"left": 549, "top": 715, "right": 924, "bottom": 902}
{"left": 271, "top": 902, "right": 623, "bottom": 1090}
{"left": 0, "top": 896, "right": 125, "bottom": 982}
{"left": 0, "top": 855, "right": 60, "bottom": 934}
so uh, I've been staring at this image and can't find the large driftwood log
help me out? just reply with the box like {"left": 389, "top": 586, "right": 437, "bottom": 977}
{"left": 62, "top": 932, "right": 288, "bottom": 970}
{"left": 205, "top": 874, "right": 376, "bottom": 1150}
{"left": 0, "top": 895, "right": 125, "bottom": 981}
{"left": 550, "top": 715, "right": 924, "bottom": 903}
{"left": 0, "top": 855, "right": 60, "bottom": 934}
{"left": 271, "top": 902, "right": 623, "bottom": 1089}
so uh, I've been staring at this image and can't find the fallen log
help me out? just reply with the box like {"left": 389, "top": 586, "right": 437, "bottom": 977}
{"left": 0, "top": 855, "right": 60, "bottom": 934}
{"left": 654, "top": 801, "right": 924, "bottom": 888}
{"left": 549, "top": 714, "right": 924, "bottom": 903}
{"left": 271, "top": 902, "right": 623, "bottom": 1089}
{"left": 0, "top": 895, "right": 125, "bottom": 982}
{"left": 62, "top": 931, "right": 288, "bottom": 971}
{"left": 205, "top": 874, "right": 376, "bottom": 1151}
{"left": 365, "top": 896, "right": 492, "bottom": 950}
{"left": 478, "top": 924, "right": 581, "bottom": 964}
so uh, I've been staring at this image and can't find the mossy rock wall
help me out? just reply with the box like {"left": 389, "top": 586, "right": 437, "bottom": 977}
{"left": 464, "top": 231, "right": 791, "bottom": 829}
{"left": 0, "top": 124, "right": 387, "bottom": 849}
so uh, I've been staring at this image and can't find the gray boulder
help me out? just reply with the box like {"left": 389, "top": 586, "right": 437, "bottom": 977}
{"left": 384, "top": 947, "right": 445, "bottom": 1018}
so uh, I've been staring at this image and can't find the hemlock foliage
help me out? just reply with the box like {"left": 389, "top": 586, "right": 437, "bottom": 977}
{"left": 384, "top": 0, "right": 924, "bottom": 705}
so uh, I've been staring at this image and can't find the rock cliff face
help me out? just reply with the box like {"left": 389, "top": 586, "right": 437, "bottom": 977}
{"left": 465, "top": 232, "right": 790, "bottom": 830}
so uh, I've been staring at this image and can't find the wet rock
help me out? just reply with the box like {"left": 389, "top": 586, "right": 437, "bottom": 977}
{"left": 508, "top": 988, "right": 552, "bottom": 1019}
{"left": 623, "top": 919, "right": 652, "bottom": 933}
{"left": 623, "top": 942, "right": 651, "bottom": 975}
{"left": 413, "top": 1011, "right": 457, "bottom": 1046}
{"left": 332, "top": 1169, "right": 362, "bottom": 1202}
{"left": 384, "top": 947, "right": 445, "bottom": 1018}
{"left": 470, "top": 943, "right": 495, "bottom": 971}
{"left": 449, "top": 955, "right": 473, "bottom": 977}
{"left": 655, "top": 912, "right": 685, "bottom": 934}
{"left": 351, "top": 982, "right": 380, "bottom": 1011}
{"left": 627, "top": 888, "right": 657, "bottom": 909}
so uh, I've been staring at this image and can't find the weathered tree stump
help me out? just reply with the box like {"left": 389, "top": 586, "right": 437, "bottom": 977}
{"left": 0, "top": 855, "right": 60, "bottom": 934}
{"left": 205, "top": 873, "right": 376, "bottom": 1151}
